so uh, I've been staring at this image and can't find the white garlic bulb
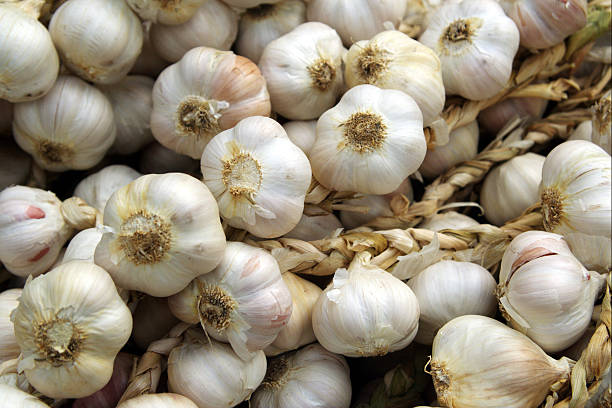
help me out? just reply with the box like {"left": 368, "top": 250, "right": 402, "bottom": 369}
{"left": 12, "top": 261, "right": 132, "bottom": 399}
{"left": 344, "top": 30, "right": 444, "bottom": 126}
{"left": 236, "top": 1, "right": 306, "bottom": 63}
{"left": 13, "top": 75, "right": 116, "bottom": 172}
{"left": 167, "top": 329, "right": 266, "bottom": 408}
{"left": 0, "top": 5, "right": 59, "bottom": 102}
{"left": 62, "top": 228, "right": 103, "bottom": 264}
{"left": 74, "top": 165, "right": 142, "bottom": 213}
{"left": 481, "top": 153, "right": 545, "bottom": 226}
{"left": 478, "top": 97, "right": 547, "bottom": 135}
{"left": 94, "top": 173, "right": 226, "bottom": 297}
{"left": 259, "top": 22, "right": 346, "bottom": 120}
{"left": 117, "top": 393, "right": 198, "bottom": 408}
{"left": 284, "top": 213, "right": 343, "bottom": 241}
{"left": 0, "top": 384, "right": 49, "bottom": 408}
{"left": 282, "top": 120, "right": 317, "bottom": 157}
{"left": 252, "top": 343, "right": 351, "bottom": 408}
{"left": 540, "top": 140, "right": 611, "bottom": 271}
{"left": 592, "top": 89, "right": 611, "bottom": 154}
{"left": 407, "top": 260, "right": 497, "bottom": 345}
{"left": 201, "top": 116, "right": 311, "bottom": 238}
{"left": 310, "top": 84, "right": 426, "bottom": 195}
{"left": 430, "top": 315, "right": 571, "bottom": 408}
{"left": 151, "top": 46, "right": 271, "bottom": 159}
{"left": 73, "top": 352, "right": 134, "bottom": 408}
{"left": 312, "top": 253, "right": 420, "bottom": 357}
{"left": 150, "top": 0, "right": 238, "bottom": 63}
{"left": 306, "top": 0, "right": 407, "bottom": 46}
{"left": 139, "top": 142, "right": 200, "bottom": 175}
{"left": 419, "top": 0, "right": 519, "bottom": 100}
{"left": 0, "top": 140, "right": 32, "bottom": 190}
{"left": 132, "top": 296, "right": 180, "bottom": 350}
{"left": 126, "top": 0, "right": 206, "bottom": 25}
{"left": 168, "top": 242, "right": 292, "bottom": 359}
{"left": 130, "top": 22, "right": 169, "bottom": 78}
{"left": 419, "top": 211, "right": 479, "bottom": 232}
{"left": 0, "top": 289, "right": 21, "bottom": 363}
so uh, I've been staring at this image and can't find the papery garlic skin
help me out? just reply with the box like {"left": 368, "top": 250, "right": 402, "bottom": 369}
{"left": 74, "top": 165, "right": 142, "bottom": 213}
{"left": 201, "top": 116, "right": 311, "bottom": 238}
{"left": 0, "top": 5, "right": 59, "bottom": 102}
{"left": 132, "top": 296, "right": 180, "bottom": 350}
{"left": 12, "top": 261, "right": 132, "bottom": 399}
{"left": 310, "top": 84, "right": 426, "bottom": 195}
{"left": 259, "top": 22, "right": 346, "bottom": 120}
{"left": 431, "top": 315, "right": 571, "bottom": 408}
{"left": 0, "top": 384, "right": 50, "bottom": 408}
{"left": 151, "top": 46, "right": 271, "bottom": 159}
{"left": 252, "top": 343, "right": 351, "bottom": 408}
{"left": 13, "top": 75, "right": 116, "bottom": 172}
{"left": 481, "top": 153, "right": 545, "bottom": 226}
{"left": 139, "top": 142, "right": 200, "bottom": 175}
{"left": 168, "top": 330, "right": 266, "bottom": 408}
{"left": 73, "top": 352, "right": 134, "bottom": 408}
{"left": 168, "top": 242, "right": 292, "bottom": 359}
{"left": 344, "top": 30, "right": 444, "bottom": 126}
{"left": 150, "top": 0, "right": 238, "bottom": 63}
{"left": 282, "top": 120, "right": 317, "bottom": 156}
{"left": 62, "top": 228, "right": 103, "bottom": 264}
{"left": 419, "top": 211, "right": 479, "bottom": 232}
{"left": 419, "top": 0, "right": 519, "bottom": 100}
{"left": 478, "top": 97, "right": 547, "bottom": 135}
{"left": 126, "top": 0, "right": 206, "bottom": 25}
{"left": 284, "top": 213, "right": 342, "bottom": 241}
{"left": 49, "top": 0, "right": 143, "bottom": 84}
{"left": 0, "top": 140, "right": 32, "bottom": 190}
{"left": 117, "top": 393, "right": 199, "bottom": 408}
{"left": 94, "top": 173, "right": 226, "bottom": 297}
{"left": 0, "top": 289, "right": 21, "bottom": 363}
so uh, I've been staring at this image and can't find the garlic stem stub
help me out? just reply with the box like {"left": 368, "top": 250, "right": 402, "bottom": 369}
{"left": 0, "top": 288, "right": 21, "bottom": 364}
{"left": 126, "top": 0, "right": 207, "bottom": 25}
{"left": 74, "top": 164, "right": 142, "bottom": 213}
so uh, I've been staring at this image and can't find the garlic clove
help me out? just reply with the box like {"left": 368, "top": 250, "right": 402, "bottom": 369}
{"left": 0, "top": 288, "right": 21, "bottom": 364}
{"left": 418, "top": 211, "right": 479, "bottom": 232}
{"left": 132, "top": 296, "right": 180, "bottom": 350}
{"left": 117, "top": 393, "right": 198, "bottom": 408}
{"left": 126, "top": 0, "right": 207, "bottom": 25}
{"left": 284, "top": 212, "right": 342, "bottom": 241}
{"left": 62, "top": 227, "right": 103, "bottom": 264}
{"left": 74, "top": 165, "right": 142, "bottom": 213}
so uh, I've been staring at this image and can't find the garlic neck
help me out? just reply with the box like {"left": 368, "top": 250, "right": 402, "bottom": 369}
{"left": 307, "top": 58, "right": 336, "bottom": 91}
{"left": 341, "top": 111, "right": 387, "bottom": 153}
{"left": 197, "top": 284, "right": 236, "bottom": 331}
{"left": 118, "top": 210, "right": 172, "bottom": 265}
{"left": 34, "top": 317, "right": 82, "bottom": 366}
{"left": 176, "top": 96, "right": 229, "bottom": 138}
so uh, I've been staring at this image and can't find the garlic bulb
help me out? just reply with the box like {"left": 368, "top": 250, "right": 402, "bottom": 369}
{"left": 73, "top": 352, "right": 134, "bottom": 408}
{"left": 420, "top": 120, "right": 479, "bottom": 179}
{"left": 0, "top": 99, "right": 13, "bottom": 135}
{"left": 98, "top": 76, "right": 155, "bottom": 155}
{"left": 481, "top": 153, "right": 545, "bottom": 226}
{"left": 282, "top": 120, "right": 317, "bottom": 156}
{"left": 139, "top": 142, "right": 200, "bottom": 175}
{"left": 310, "top": 84, "right": 426, "bottom": 195}
{"left": 150, "top": 0, "right": 238, "bottom": 63}
{"left": 74, "top": 165, "right": 142, "bottom": 213}
{"left": 0, "top": 289, "right": 21, "bottom": 363}
{"left": 312, "top": 253, "right": 420, "bottom": 357}
{"left": 117, "top": 394, "right": 198, "bottom": 408}
{"left": 306, "top": 0, "right": 407, "bottom": 46}
{"left": 0, "top": 140, "right": 32, "bottom": 190}
{"left": 13, "top": 75, "right": 116, "bottom": 172}
{"left": 132, "top": 296, "right": 180, "bottom": 350}
{"left": 0, "top": 5, "right": 59, "bottom": 102}
{"left": 130, "top": 22, "right": 169, "bottom": 78}
{"left": 0, "top": 384, "right": 49, "bottom": 408}
{"left": 167, "top": 329, "right": 266, "bottom": 408}
{"left": 236, "top": 1, "right": 306, "bottom": 63}
{"left": 126, "top": 0, "right": 206, "bottom": 25}
{"left": 568, "top": 120, "right": 594, "bottom": 142}
{"left": 201, "top": 116, "right": 311, "bottom": 238}
{"left": 168, "top": 241, "right": 292, "bottom": 359}
{"left": 284, "top": 213, "right": 343, "bottom": 241}
{"left": 419, "top": 211, "right": 479, "bottom": 232}
{"left": 407, "top": 260, "right": 497, "bottom": 345}
{"left": 478, "top": 97, "right": 547, "bottom": 135}
{"left": 151, "top": 46, "right": 271, "bottom": 159}
{"left": 430, "top": 315, "right": 571, "bottom": 408}
{"left": 498, "top": 0, "right": 587, "bottom": 50}
{"left": 264, "top": 272, "right": 322, "bottom": 356}
{"left": 94, "top": 173, "right": 226, "bottom": 297}
{"left": 592, "top": 89, "right": 611, "bottom": 154}
{"left": 344, "top": 30, "right": 444, "bottom": 126}
{"left": 12, "top": 261, "right": 132, "bottom": 399}
{"left": 62, "top": 228, "right": 103, "bottom": 264}
{"left": 419, "top": 0, "right": 519, "bottom": 100}
{"left": 252, "top": 343, "right": 351, "bottom": 408}
{"left": 540, "top": 140, "right": 611, "bottom": 271}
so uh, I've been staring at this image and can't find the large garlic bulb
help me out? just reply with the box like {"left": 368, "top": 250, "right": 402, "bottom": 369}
{"left": 150, "top": 0, "right": 238, "bottom": 63}
{"left": 117, "top": 394, "right": 198, "bottom": 408}
{"left": 126, "top": 0, "right": 207, "bottom": 25}
{"left": 540, "top": 140, "right": 611, "bottom": 271}
{"left": 312, "top": 253, "right": 420, "bottom": 357}
{"left": 252, "top": 343, "right": 351, "bottom": 408}
{"left": 259, "top": 22, "right": 345, "bottom": 120}
{"left": 430, "top": 315, "right": 571, "bottom": 408}
{"left": 310, "top": 84, "right": 426, "bottom": 195}
{"left": 151, "top": 46, "right": 271, "bottom": 159}
{"left": 284, "top": 213, "right": 342, "bottom": 241}
{"left": 0, "top": 140, "right": 32, "bottom": 190}
{"left": 13, "top": 75, "right": 116, "bottom": 172}
{"left": 62, "top": 228, "right": 103, "bottom": 264}
{"left": 74, "top": 165, "right": 142, "bottom": 213}
{"left": 49, "top": 0, "right": 143, "bottom": 84}
{"left": 0, "top": 289, "right": 21, "bottom": 363}
{"left": 132, "top": 296, "right": 179, "bottom": 350}
{"left": 139, "top": 142, "right": 200, "bottom": 175}
{"left": 344, "top": 30, "right": 444, "bottom": 126}
{"left": 478, "top": 97, "right": 547, "bottom": 135}
{"left": 0, "top": 5, "right": 59, "bottom": 102}
{"left": 168, "top": 242, "right": 292, "bottom": 359}
{"left": 94, "top": 173, "right": 226, "bottom": 297}
{"left": 12, "top": 261, "right": 132, "bottom": 399}
{"left": 419, "top": 0, "right": 519, "bottom": 100}
{"left": 0, "top": 384, "right": 49, "bottom": 407}
{"left": 282, "top": 120, "right": 317, "bottom": 156}
{"left": 167, "top": 329, "right": 266, "bottom": 408}
{"left": 201, "top": 116, "right": 311, "bottom": 238}
{"left": 419, "top": 211, "right": 480, "bottom": 232}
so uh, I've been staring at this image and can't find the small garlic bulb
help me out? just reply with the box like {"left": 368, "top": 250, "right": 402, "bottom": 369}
{"left": 430, "top": 315, "right": 571, "bottom": 408}
{"left": 0, "top": 384, "right": 49, "bottom": 408}
{"left": 49, "top": 0, "right": 143, "bottom": 84}
{"left": 62, "top": 228, "right": 103, "bottom": 264}
{"left": 74, "top": 165, "right": 142, "bottom": 212}
{"left": 407, "top": 260, "right": 497, "bottom": 345}
{"left": 0, "top": 140, "right": 32, "bottom": 190}
{"left": 94, "top": 173, "right": 226, "bottom": 297}
{"left": 117, "top": 394, "right": 198, "bottom": 408}
{"left": 73, "top": 352, "right": 134, "bottom": 408}
{"left": 481, "top": 153, "right": 545, "bottom": 226}
{"left": 150, "top": 0, "right": 238, "bottom": 63}
{"left": 540, "top": 140, "right": 611, "bottom": 271}
{"left": 139, "top": 142, "right": 200, "bottom": 175}
{"left": 132, "top": 296, "right": 180, "bottom": 350}
{"left": 592, "top": 89, "right": 611, "bottom": 154}
{"left": 13, "top": 75, "right": 116, "bottom": 172}
{"left": 284, "top": 213, "right": 343, "bottom": 241}
{"left": 310, "top": 84, "right": 426, "bottom": 195}
{"left": 312, "top": 253, "right": 420, "bottom": 357}
{"left": 168, "top": 242, "right": 292, "bottom": 359}
{"left": 344, "top": 30, "right": 444, "bottom": 126}
{"left": 252, "top": 343, "right": 352, "bottom": 408}
{"left": 419, "top": 0, "right": 519, "bottom": 100}
{"left": 12, "top": 261, "right": 132, "bottom": 399}
{"left": 126, "top": 0, "right": 207, "bottom": 25}
{"left": 0, "top": 289, "right": 21, "bottom": 363}
{"left": 0, "top": 5, "right": 59, "bottom": 102}
{"left": 201, "top": 116, "right": 311, "bottom": 238}
{"left": 419, "top": 211, "right": 479, "bottom": 232}
{"left": 129, "top": 22, "right": 169, "bottom": 78}
{"left": 282, "top": 120, "right": 317, "bottom": 156}
{"left": 167, "top": 329, "right": 266, "bottom": 408}
{"left": 151, "top": 46, "right": 271, "bottom": 159}
{"left": 478, "top": 97, "right": 547, "bottom": 135}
